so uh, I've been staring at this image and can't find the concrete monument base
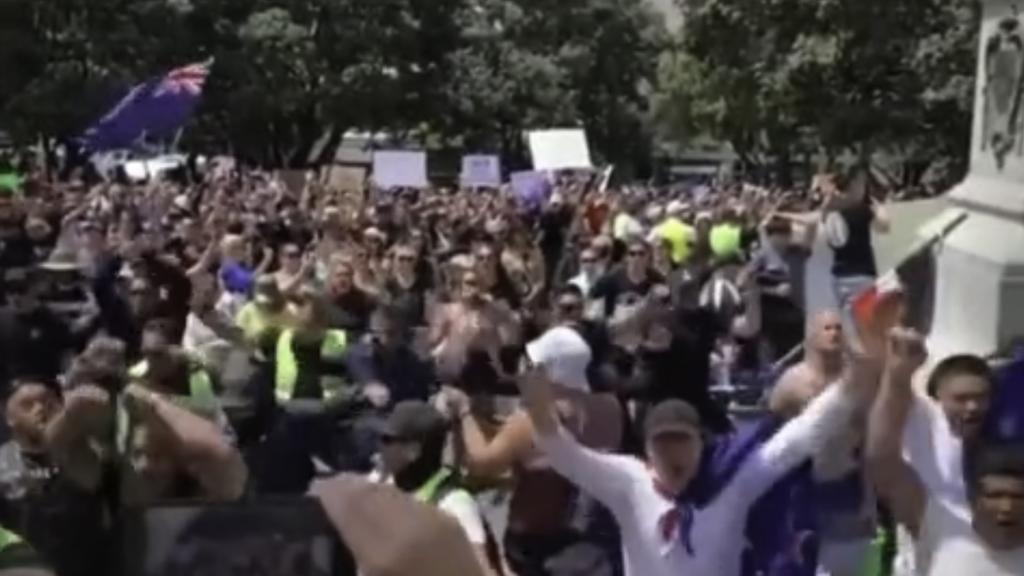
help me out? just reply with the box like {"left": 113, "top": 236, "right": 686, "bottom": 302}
{"left": 924, "top": 176, "right": 1024, "bottom": 360}
{"left": 922, "top": 0, "right": 1024, "bottom": 362}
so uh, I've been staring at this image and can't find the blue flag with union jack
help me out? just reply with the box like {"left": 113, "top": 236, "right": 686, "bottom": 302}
{"left": 80, "top": 60, "right": 212, "bottom": 152}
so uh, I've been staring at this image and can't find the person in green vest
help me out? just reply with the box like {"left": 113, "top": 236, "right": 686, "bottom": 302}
{"left": 269, "top": 285, "right": 351, "bottom": 405}
{"left": 121, "top": 319, "right": 230, "bottom": 452}
{"left": 257, "top": 286, "right": 356, "bottom": 492}
{"left": 651, "top": 200, "right": 696, "bottom": 265}
{"left": 129, "top": 318, "right": 217, "bottom": 403}
{"left": 235, "top": 275, "right": 296, "bottom": 346}
{"left": 709, "top": 215, "right": 744, "bottom": 262}
{"left": 373, "top": 400, "right": 499, "bottom": 576}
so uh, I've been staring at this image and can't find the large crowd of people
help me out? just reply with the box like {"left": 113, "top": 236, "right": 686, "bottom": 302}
{"left": 0, "top": 161, "right": 1020, "bottom": 576}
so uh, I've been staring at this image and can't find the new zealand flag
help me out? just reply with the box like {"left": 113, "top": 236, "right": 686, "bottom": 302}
{"left": 80, "top": 60, "right": 212, "bottom": 152}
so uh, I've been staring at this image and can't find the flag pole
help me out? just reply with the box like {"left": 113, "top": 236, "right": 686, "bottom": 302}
{"left": 171, "top": 128, "right": 185, "bottom": 153}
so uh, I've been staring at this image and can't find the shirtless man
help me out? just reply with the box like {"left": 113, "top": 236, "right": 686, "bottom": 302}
{"left": 442, "top": 327, "right": 623, "bottom": 576}
{"left": 770, "top": 310, "right": 846, "bottom": 418}
{"left": 770, "top": 309, "right": 876, "bottom": 576}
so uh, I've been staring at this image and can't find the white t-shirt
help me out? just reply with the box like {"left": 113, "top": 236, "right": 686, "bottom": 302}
{"left": 916, "top": 496, "right": 1024, "bottom": 576}
{"left": 367, "top": 470, "right": 486, "bottom": 546}
{"left": 896, "top": 394, "right": 967, "bottom": 576}
{"left": 902, "top": 394, "right": 966, "bottom": 506}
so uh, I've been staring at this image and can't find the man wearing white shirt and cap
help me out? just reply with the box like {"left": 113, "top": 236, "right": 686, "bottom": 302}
{"left": 516, "top": 329, "right": 877, "bottom": 576}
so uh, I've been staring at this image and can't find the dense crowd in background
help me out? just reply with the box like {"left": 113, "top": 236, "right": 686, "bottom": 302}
{"left": 0, "top": 157, "right": 1020, "bottom": 576}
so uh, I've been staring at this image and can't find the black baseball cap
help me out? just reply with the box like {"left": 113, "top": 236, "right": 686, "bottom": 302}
{"left": 377, "top": 400, "right": 447, "bottom": 442}
{"left": 644, "top": 399, "right": 702, "bottom": 440}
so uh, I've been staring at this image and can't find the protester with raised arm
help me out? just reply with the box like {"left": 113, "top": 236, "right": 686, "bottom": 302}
{"left": 866, "top": 327, "right": 1024, "bottom": 576}
{"left": 518, "top": 326, "right": 878, "bottom": 576}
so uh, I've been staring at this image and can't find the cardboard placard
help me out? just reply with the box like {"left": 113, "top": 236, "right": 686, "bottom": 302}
{"left": 372, "top": 150, "right": 429, "bottom": 189}
{"left": 528, "top": 129, "right": 592, "bottom": 171}
{"left": 510, "top": 170, "right": 551, "bottom": 207}
{"left": 459, "top": 155, "right": 502, "bottom": 187}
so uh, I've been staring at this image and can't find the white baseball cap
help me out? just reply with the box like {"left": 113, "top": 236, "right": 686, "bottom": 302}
{"left": 525, "top": 326, "right": 592, "bottom": 393}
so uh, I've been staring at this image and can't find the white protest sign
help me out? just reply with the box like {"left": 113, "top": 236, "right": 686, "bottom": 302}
{"left": 460, "top": 155, "right": 502, "bottom": 187}
{"left": 528, "top": 129, "right": 592, "bottom": 171}
{"left": 372, "top": 150, "right": 429, "bottom": 189}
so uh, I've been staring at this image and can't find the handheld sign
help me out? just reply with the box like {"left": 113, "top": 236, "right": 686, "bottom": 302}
{"left": 372, "top": 150, "right": 428, "bottom": 189}
{"left": 460, "top": 155, "right": 502, "bottom": 188}
{"left": 510, "top": 170, "right": 551, "bottom": 208}
{"left": 528, "top": 129, "right": 592, "bottom": 171}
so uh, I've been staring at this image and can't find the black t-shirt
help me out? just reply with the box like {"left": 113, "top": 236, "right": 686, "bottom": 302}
{"left": 327, "top": 289, "right": 376, "bottom": 335}
{"left": 0, "top": 442, "right": 110, "bottom": 576}
{"left": 384, "top": 277, "right": 430, "bottom": 327}
{"left": 538, "top": 207, "right": 572, "bottom": 256}
{"left": 589, "top": 267, "right": 665, "bottom": 318}
{"left": 825, "top": 198, "right": 877, "bottom": 278}
{"left": 292, "top": 336, "right": 328, "bottom": 400}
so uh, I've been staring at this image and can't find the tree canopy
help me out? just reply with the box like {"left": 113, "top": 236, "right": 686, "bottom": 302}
{"left": 653, "top": 0, "right": 979, "bottom": 185}
{"left": 0, "top": 0, "right": 665, "bottom": 171}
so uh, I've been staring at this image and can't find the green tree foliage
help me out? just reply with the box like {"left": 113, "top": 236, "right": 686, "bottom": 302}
{"left": 654, "top": 0, "right": 979, "bottom": 184}
{"left": 0, "top": 0, "right": 665, "bottom": 170}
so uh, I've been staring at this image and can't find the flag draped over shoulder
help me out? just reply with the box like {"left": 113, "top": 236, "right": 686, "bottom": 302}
{"left": 80, "top": 60, "right": 212, "bottom": 152}
{"left": 685, "top": 418, "right": 819, "bottom": 576}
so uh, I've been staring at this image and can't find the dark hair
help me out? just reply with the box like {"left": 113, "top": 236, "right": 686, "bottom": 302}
{"left": 5, "top": 376, "right": 60, "bottom": 406}
{"left": 926, "top": 354, "right": 994, "bottom": 398}
{"left": 966, "top": 442, "right": 1024, "bottom": 500}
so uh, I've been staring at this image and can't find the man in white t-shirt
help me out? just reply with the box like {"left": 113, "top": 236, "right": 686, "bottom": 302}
{"left": 370, "top": 401, "right": 498, "bottom": 576}
{"left": 867, "top": 328, "right": 1024, "bottom": 576}
{"left": 893, "top": 353, "right": 995, "bottom": 575}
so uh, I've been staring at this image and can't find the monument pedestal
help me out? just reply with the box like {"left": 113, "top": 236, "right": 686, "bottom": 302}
{"left": 925, "top": 176, "right": 1024, "bottom": 360}
{"left": 923, "top": 0, "right": 1024, "bottom": 362}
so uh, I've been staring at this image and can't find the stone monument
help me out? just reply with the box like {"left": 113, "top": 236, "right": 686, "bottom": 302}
{"left": 925, "top": 0, "right": 1024, "bottom": 360}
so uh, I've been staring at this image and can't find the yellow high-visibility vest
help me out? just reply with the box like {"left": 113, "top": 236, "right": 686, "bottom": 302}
{"left": 414, "top": 468, "right": 456, "bottom": 504}
{"left": 710, "top": 223, "right": 743, "bottom": 260}
{"left": 274, "top": 329, "right": 348, "bottom": 402}
{"left": 128, "top": 359, "right": 216, "bottom": 403}
{"left": 653, "top": 217, "right": 695, "bottom": 264}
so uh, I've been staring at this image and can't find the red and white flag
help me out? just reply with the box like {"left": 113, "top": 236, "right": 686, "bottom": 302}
{"left": 851, "top": 212, "right": 967, "bottom": 338}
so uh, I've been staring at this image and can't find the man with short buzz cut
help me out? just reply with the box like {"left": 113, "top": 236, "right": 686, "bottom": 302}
{"left": 769, "top": 309, "right": 876, "bottom": 576}
{"left": 867, "top": 328, "right": 1024, "bottom": 576}
{"left": 770, "top": 310, "right": 846, "bottom": 417}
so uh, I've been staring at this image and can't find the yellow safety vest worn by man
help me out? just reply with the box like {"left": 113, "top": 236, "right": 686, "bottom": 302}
{"left": 652, "top": 216, "right": 695, "bottom": 264}
{"left": 274, "top": 328, "right": 349, "bottom": 403}
{"left": 128, "top": 358, "right": 217, "bottom": 403}
{"left": 710, "top": 222, "right": 743, "bottom": 261}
